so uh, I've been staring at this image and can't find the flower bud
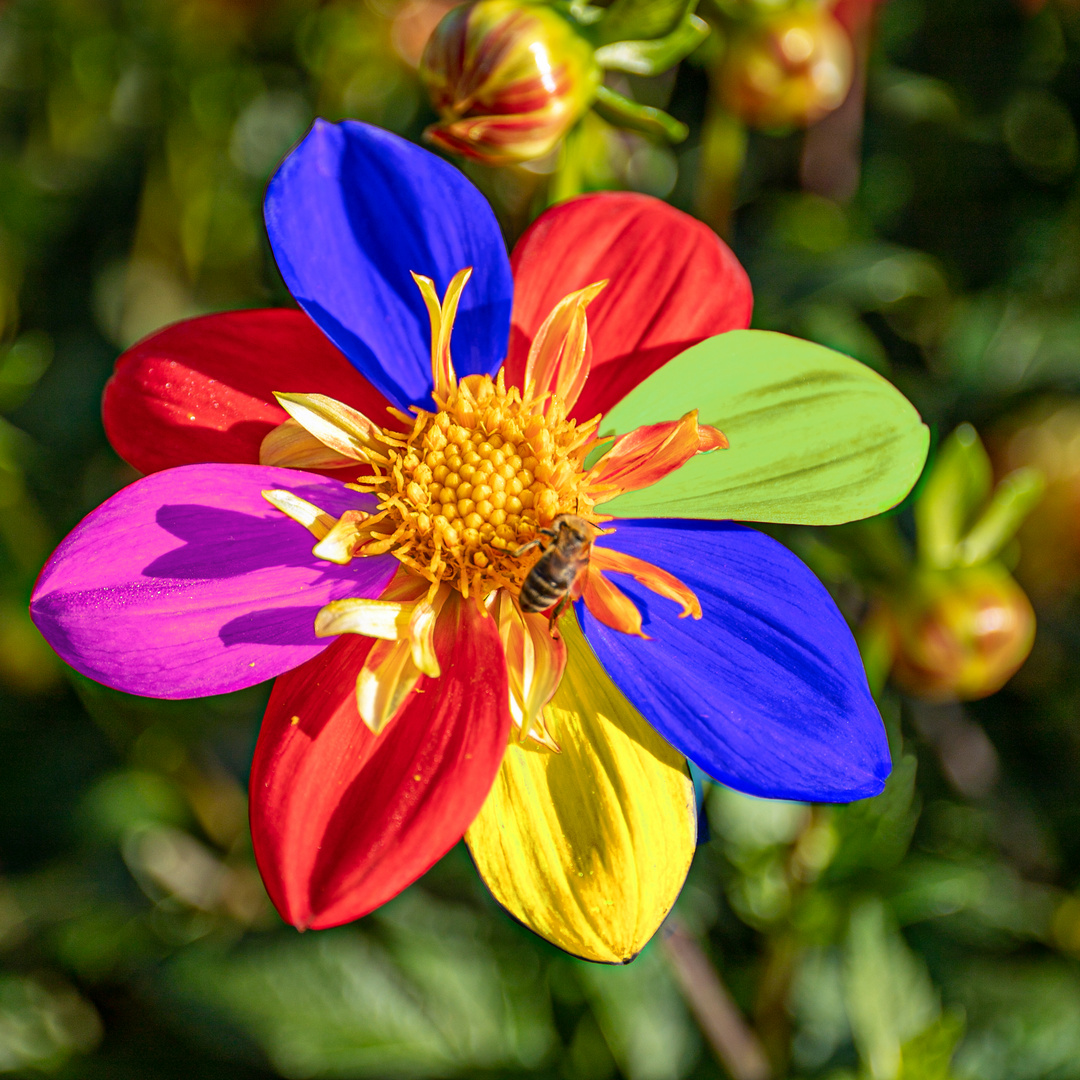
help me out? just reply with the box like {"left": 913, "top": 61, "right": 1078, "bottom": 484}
{"left": 419, "top": 0, "right": 601, "bottom": 165}
{"left": 990, "top": 399, "right": 1080, "bottom": 600}
{"left": 885, "top": 564, "right": 1035, "bottom": 702}
{"left": 718, "top": 4, "right": 854, "bottom": 130}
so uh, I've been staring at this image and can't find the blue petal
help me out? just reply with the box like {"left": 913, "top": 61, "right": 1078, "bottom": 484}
{"left": 264, "top": 120, "right": 513, "bottom": 411}
{"left": 577, "top": 519, "right": 890, "bottom": 802}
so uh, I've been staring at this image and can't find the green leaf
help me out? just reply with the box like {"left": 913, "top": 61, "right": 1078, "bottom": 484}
{"left": 596, "top": 0, "right": 694, "bottom": 44}
{"left": 598, "top": 330, "right": 929, "bottom": 525}
{"left": 957, "top": 466, "right": 1045, "bottom": 566}
{"left": 594, "top": 14, "right": 710, "bottom": 75}
{"left": 857, "top": 610, "right": 895, "bottom": 700}
{"left": 844, "top": 898, "right": 939, "bottom": 1079}
{"left": 575, "top": 946, "right": 700, "bottom": 1080}
{"left": 897, "top": 1014, "right": 965, "bottom": 1079}
{"left": 915, "top": 424, "right": 992, "bottom": 568}
{"left": 165, "top": 893, "right": 556, "bottom": 1076}
{"left": 592, "top": 85, "right": 689, "bottom": 143}
{"left": 827, "top": 754, "right": 919, "bottom": 880}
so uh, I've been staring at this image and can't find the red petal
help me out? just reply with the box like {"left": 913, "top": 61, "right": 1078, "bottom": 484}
{"left": 103, "top": 310, "right": 393, "bottom": 474}
{"left": 249, "top": 591, "right": 511, "bottom": 930}
{"left": 506, "top": 193, "right": 753, "bottom": 421}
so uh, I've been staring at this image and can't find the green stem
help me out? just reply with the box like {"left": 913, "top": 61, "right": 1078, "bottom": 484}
{"left": 695, "top": 101, "right": 746, "bottom": 237}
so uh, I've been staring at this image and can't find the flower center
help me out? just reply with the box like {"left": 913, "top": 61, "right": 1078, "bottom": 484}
{"left": 355, "top": 369, "right": 603, "bottom": 601}
{"left": 258, "top": 269, "right": 716, "bottom": 737}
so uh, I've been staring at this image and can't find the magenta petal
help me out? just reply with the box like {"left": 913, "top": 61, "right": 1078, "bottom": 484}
{"left": 30, "top": 465, "right": 397, "bottom": 698}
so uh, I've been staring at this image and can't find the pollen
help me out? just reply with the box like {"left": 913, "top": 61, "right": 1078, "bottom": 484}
{"left": 351, "top": 369, "right": 604, "bottom": 600}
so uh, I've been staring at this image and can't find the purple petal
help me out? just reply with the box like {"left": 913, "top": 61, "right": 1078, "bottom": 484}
{"left": 264, "top": 120, "right": 513, "bottom": 411}
{"left": 577, "top": 519, "right": 890, "bottom": 802}
{"left": 30, "top": 465, "right": 397, "bottom": 699}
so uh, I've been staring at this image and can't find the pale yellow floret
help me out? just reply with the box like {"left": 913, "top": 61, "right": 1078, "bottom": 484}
{"left": 315, "top": 593, "right": 440, "bottom": 677}
{"left": 314, "top": 598, "right": 417, "bottom": 641}
{"left": 311, "top": 511, "right": 370, "bottom": 564}
{"left": 494, "top": 590, "right": 563, "bottom": 751}
{"left": 260, "top": 418, "right": 358, "bottom": 470}
{"left": 261, "top": 489, "right": 337, "bottom": 539}
{"left": 273, "top": 392, "right": 385, "bottom": 461}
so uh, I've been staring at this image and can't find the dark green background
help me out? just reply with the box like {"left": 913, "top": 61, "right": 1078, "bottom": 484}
{"left": 2, "top": 0, "right": 1080, "bottom": 1075}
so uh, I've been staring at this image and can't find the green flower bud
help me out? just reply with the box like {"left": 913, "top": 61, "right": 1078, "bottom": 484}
{"left": 420, "top": 0, "right": 602, "bottom": 165}
{"left": 718, "top": 4, "right": 853, "bottom": 130}
{"left": 885, "top": 564, "right": 1035, "bottom": 702}
{"left": 991, "top": 400, "right": 1080, "bottom": 600}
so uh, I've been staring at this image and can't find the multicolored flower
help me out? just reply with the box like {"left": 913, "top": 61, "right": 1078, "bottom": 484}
{"left": 31, "top": 120, "right": 928, "bottom": 962}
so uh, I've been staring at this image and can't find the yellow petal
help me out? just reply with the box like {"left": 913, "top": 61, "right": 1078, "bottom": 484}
{"left": 259, "top": 418, "right": 360, "bottom": 469}
{"left": 466, "top": 615, "right": 696, "bottom": 963}
{"left": 272, "top": 392, "right": 383, "bottom": 461}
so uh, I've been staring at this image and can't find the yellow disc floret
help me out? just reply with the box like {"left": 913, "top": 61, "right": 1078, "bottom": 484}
{"left": 354, "top": 369, "right": 602, "bottom": 600}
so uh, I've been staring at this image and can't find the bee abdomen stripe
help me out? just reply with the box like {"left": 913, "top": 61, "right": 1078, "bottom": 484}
{"left": 520, "top": 579, "right": 565, "bottom": 612}
{"left": 525, "top": 578, "right": 563, "bottom": 600}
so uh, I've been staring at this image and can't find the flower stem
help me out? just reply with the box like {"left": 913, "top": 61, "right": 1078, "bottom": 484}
{"left": 662, "top": 920, "right": 772, "bottom": 1080}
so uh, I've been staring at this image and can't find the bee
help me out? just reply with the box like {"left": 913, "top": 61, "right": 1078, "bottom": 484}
{"left": 514, "top": 514, "right": 592, "bottom": 616}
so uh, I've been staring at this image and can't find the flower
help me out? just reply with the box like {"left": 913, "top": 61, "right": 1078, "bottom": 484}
{"left": 31, "top": 120, "right": 928, "bottom": 962}
{"left": 420, "top": 0, "right": 601, "bottom": 164}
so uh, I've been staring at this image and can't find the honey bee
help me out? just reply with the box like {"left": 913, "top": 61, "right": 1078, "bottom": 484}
{"left": 514, "top": 514, "right": 592, "bottom": 616}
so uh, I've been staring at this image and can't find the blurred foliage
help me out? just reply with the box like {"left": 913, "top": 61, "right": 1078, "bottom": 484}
{"left": 3, "top": 0, "right": 1080, "bottom": 1077}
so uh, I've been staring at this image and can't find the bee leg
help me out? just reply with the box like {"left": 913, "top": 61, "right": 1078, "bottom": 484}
{"left": 511, "top": 538, "right": 543, "bottom": 558}
{"left": 549, "top": 595, "right": 573, "bottom": 631}
{"left": 512, "top": 528, "right": 556, "bottom": 558}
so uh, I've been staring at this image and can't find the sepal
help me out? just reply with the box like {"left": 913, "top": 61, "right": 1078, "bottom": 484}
{"left": 916, "top": 424, "right": 1045, "bottom": 570}
{"left": 593, "top": 85, "right": 689, "bottom": 143}
{"left": 595, "top": 0, "right": 695, "bottom": 45}
{"left": 595, "top": 13, "right": 709, "bottom": 74}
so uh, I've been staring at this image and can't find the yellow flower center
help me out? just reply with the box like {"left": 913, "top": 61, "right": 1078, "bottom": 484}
{"left": 356, "top": 369, "right": 602, "bottom": 601}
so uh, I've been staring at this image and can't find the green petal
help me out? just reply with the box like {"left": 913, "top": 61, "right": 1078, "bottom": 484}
{"left": 466, "top": 616, "right": 696, "bottom": 964}
{"left": 598, "top": 330, "right": 930, "bottom": 525}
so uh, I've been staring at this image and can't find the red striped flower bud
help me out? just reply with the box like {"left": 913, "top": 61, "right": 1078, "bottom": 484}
{"left": 420, "top": 0, "right": 601, "bottom": 165}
